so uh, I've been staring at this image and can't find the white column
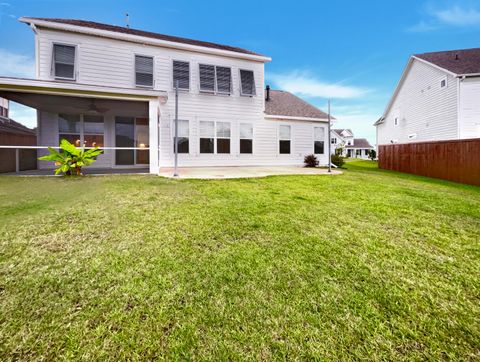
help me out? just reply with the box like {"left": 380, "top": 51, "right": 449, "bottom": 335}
{"left": 148, "top": 98, "right": 160, "bottom": 174}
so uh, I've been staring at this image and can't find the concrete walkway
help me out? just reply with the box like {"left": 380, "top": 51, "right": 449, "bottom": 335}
{"left": 158, "top": 166, "right": 342, "bottom": 179}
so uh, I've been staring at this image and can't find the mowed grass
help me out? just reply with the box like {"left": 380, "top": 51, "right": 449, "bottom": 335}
{"left": 0, "top": 161, "right": 479, "bottom": 360}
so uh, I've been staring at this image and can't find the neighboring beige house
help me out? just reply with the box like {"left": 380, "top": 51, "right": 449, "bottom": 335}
{"left": 331, "top": 128, "right": 373, "bottom": 159}
{"left": 0, "top": 17, "right": 332, "bottom": 173}
{"left": 375, "top": 48, "right": 480, "bottom": 145}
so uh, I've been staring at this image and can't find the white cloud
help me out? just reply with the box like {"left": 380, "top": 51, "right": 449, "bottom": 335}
{"left": 408, "top": 3, "right": 480, "bottom": 32}
{"left": 0, "top": 48, "right": 35, "bottom": 78}
{"left": 268, "top": 71, "right": 368, "bottom": 99}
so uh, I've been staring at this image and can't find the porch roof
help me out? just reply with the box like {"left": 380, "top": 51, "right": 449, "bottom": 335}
{"left": 0, "top": 76, "right": 167, "bottom": 102}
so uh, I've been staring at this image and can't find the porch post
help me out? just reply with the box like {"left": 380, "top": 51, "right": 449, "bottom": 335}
{"left": 148, "top": 98, "right": 160, "bottom": 174}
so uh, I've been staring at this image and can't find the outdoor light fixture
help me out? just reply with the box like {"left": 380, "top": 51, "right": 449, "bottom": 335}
{"left": 139, "top": 143, "right": 146, "bottom": 148}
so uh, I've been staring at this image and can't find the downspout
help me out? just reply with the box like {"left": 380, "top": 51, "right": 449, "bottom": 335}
{"left": 29, "top": 23, "right": 40, "bottom": 78}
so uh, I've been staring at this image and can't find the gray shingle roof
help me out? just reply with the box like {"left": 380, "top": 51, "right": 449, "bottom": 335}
{"left": 24, "top": 18, "right": 265, "bottom": 57}
{"left": 415, "top": 48, "right": 480, "bottom": 75}
{"left": 265, "top": 90, "right": 330, "bottom": 120}
{"left": 346, "top": 138, "right": 373, "bottom": 149}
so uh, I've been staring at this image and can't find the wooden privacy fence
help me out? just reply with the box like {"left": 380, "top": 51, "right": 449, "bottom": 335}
{"left": 378, "top": 138, "right": 480, "bottom": 186}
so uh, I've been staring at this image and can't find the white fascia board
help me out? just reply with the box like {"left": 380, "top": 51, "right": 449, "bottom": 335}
{"left": 411, "top": 56, "right": 457, "bottom": 77}
{"left": 0, "top": 76, "right": 166, "bottom": 101}
{"left": 20, "top": 17, "right": 272, "bottom": 63}
{"left": 265, "top": 114, "right": 329, "bottom": 122}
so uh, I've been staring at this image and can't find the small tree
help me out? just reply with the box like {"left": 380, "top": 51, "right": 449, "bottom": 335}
{"left": 368, "top": 149, "right": 377, "bottom": 161}
{"left": 335, "top": 147, "right": 344, "bottom": 156}
{"left": 331, "top": 153, "right": 345, "bottom": 168}
{"left": 304, "top": 154, "right": 319, "bottom": 167}
{"left": 38, "top": 139, "right": 103, "bottom": 175}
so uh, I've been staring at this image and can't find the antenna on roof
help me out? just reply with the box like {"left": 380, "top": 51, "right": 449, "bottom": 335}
{"left": 125, "top": 13, "right": 130, "bottom": 28}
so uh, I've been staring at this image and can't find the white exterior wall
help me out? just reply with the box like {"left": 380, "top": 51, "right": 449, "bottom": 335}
{"left": 377, "top": 59, "right": 458, "bottom": 145}
{"left": 459, "top": 77, "right": 480, "bottom": 139}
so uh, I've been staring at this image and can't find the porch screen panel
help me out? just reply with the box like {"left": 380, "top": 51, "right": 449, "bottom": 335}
{"left": 135, "top": 55, "right": 154, "bottom": 87}
{"left": 135, "top": 118, "right": 149, "bottom": 164}
{"left": 199, "top": 121, "right": 214, "bottom": 153}
{"left": 58, "top": 114, "right": 81, "bottom": 146}
{"left": 172, "top": 61, "right": 190, "bottom": 90}
{"left": 199, "top": 64, "right": 215, "bottom": 93}
{"left": 115, "top": 117, "right": 135, "bottom": 165}
{"left": 314, "top": 127, "right": 325, "bottom": 154}
{"left": 53, "top": 44, "right": 75, "bottom": 79}
{"left": 84, "top": 115, "right": 104, "bottom": 148}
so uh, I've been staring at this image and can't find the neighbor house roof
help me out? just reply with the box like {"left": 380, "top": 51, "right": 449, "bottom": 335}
{"left": 332, "top": 128, "right": 353, "bottom": 136}
{"left": 414, "top": 48, "right": 480, "bottom": 75}
{"left": 22, "top": 17, "right": 267, "bottom": 59}
{"left": 265, "top": 90, "right": 331, "bottom": 121}
{"left": 0, "top": 117, "right": 36, "bottom": 136}
{"left": 345, "top": 138, "right": 373, "bottom": 149}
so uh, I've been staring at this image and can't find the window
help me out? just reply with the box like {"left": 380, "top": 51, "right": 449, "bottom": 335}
{"left": 440, "top": 78, "right": 447, "bottom": 88}
{"left": 199, "top": 121, "right": 231, "bottom": 154}
{"left": 115, "top": 117, "right": 149, "bottom": 165}
{"left": 0, "top": 106, "right": 7, "bottom": 118}
{"left": 135, "top": 55, "right": 154, "bottom": 87}
{"left": 314, "top": 127, "right": 325, "bottom": 154}
{"left": 173, "top": 119, "right": 189, "bottom": 153}
{"left": 200, "top": 121, "right": 215, "bottom": 153}
{"left": 59, "top": 114, "right": 104, "bottom": 148}
{"left": 356, "top": 149, "right": 361, "bottom": 157}
{"left": 53, "top": 44, "right": 76, "bottom": 80}
{"left": 199, "top": 64, "right": 232, "bottom": 94}
{"left": 331, "top": 137, "right": 337, "bottom": 144}
{"left": 59, "top": 114, "right": 81, "bottom": 146}
{"left": 199, "top": 64, "right": 215, "bottom": 93}
{"left": 365, "top": 149, "right": 370, "bottom": 156}
{"left": 240, "top": 69, "right": 255, "bottom": 96}
{"left": 172, "top": 60, "right": 190, "bottom": 90}
{"left": 240, "top": 123, "right": 253, "bottom": 154}
{"left": 279, "top": 125, "right": 291, "bottom": 154}
{"left": 83, "top": 115, "right": 104, "bottom": 148}
{"left": 216, "top": 122, "right": 231, "bottom": 153}
{"left": 394, "top": 117, "right": 399, "bottom": 126}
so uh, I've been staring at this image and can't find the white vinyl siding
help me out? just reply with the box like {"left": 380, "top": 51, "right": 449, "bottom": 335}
{"left": 459, "top": 77, "right": 480, "bottom": 139}
{"left": 172, "top": 60, "right": 190, "bottom": 90}
{"left": 53, "top": 44, "right": 76, "bottom": 80}
{"left": 135, "top": 55, "right": 154, "bottom": 88}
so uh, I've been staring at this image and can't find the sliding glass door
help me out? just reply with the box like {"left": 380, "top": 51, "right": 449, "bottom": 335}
{"left": 115, "top": 117, "right": 149, "bottom": 165}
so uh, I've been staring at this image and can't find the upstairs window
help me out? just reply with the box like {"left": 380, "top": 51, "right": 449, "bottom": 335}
{"left": 199, "top": 64, "right": 232, "bottom": 94}
{"left": 440, "top": 77, "right": 447, "bottom": 88}
{"left": 240, "top": 69, "right": 255, "bottom": 96}
{"left": 279, "top": 125, "right": 291, "bottom": 154}
{"left": 199, "top": 64, "right": 216, "bottom": 93}
{"left": 331, "top": 137, "right": 337, "bottom": 144}
{"left": 314, "top": 127, "right": 325, "bottom": 154}
{"left": 240, "top": 123, "right": 253, "bottom": 154}
{"left": 172, "top": 60, "right": 190, "bottom": 91}
{"left": 135, "top": 55, "right": 154, "bottom": 88}
{"left": 53, "top": 44, "right": 76, "bottom": 80}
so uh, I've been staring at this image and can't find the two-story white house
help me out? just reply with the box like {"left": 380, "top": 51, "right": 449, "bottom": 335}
{"left": 0, "top": 17, "right": 331, "bottom": 174}
{"left": 375, "top": 48, "right": 480, "bottom": 145}
{"left": 331, "top": 128, "right": 373, "bottom": 159}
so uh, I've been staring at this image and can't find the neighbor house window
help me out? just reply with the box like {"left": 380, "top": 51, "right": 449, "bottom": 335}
{"left": 199, "top": 121, "right": 215, "bottom": 153}
{"left": 59, "top": 114, "right": 104, "bottom": 148}
{"left": 199, "top": 64, "right": 232, "bottom": 94}
{"left": 173, "top": 119, "right": 189, "bottom": 153}
{"left": 135, "top": 55, "right": 154, "bottom": 87}
{"left": 394, "top": 117, "right": 399, "bottom": 126}
{"left": 172, "top": 60, "right": 190, "bottom": 90}
{"left": 239, "top": 69, "right": 255, "bottom": 96}
{"left": 53, "top": 44, "right": 76, "bottom": 80}
{"left": 216, "top": 122, "right": 231, "bottom": 154}
{"left": 0, "top": 106, "right": 7, "bottom": 118}
{"left": 365, "top": 149, "right": 370, "bottom": 156}
{"left": 240, "top": 123, "right": 253, "bottom": 154}
{"left": 440, "top": 78, "right": 447, "bottom": 88}
{"left": 279, "top": 125, "right": 291, "bottom": 154}
{"left": 331, "top": 137, "right": 337, "bottom": 144}
{"left": 356, "top": 149, "right": 361, "bottom": 157}
{"left": 314, "top": 127, "right": 325, "bottom": 154}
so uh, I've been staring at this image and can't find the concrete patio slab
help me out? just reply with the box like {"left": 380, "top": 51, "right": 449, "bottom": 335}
{"left": 158, "top": 166, "right": 342, "bottom": 179}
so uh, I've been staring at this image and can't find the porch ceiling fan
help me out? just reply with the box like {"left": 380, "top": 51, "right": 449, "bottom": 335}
{"left": 85, "top": 99, "right": 109, "bottom": 115}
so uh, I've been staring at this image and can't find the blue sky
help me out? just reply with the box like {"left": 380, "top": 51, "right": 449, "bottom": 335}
{"left": 1, "top": 0, "right": 480, "bottom": 144}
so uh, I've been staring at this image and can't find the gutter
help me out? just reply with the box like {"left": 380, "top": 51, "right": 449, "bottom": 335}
{"left": 20, "top": 17, "right": 272, "bottom": 63}
{"left": 264, "top": 114, "right": 329, "bottom": 122}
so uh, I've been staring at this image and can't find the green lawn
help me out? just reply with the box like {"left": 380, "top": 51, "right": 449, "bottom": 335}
{"left": 1, "top": 161, "right": 479, "bottom": 360}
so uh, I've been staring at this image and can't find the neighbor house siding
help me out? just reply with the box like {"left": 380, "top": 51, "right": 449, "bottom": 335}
{"left": 377, "top": 59, "right": 458, "bottom": 145}
{"left": 459, "top": 77, "right": 480, "bottom": 139}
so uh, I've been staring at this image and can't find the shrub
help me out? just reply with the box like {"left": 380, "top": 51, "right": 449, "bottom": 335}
{"left": 331, "top": 154, "right": 345, "bottom": 168}
{"left": 38, "top": 139, "right": 103, "bottom": 175}
{"left": 304, "top": 154, "right": 319, "bottom": 168}
{"left": 368, "top": 149, "right": 377, "bottom": 160}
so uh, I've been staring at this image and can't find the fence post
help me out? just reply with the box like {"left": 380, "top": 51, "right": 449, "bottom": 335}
{"left": 15, "top": 148, "right": 20, "bottom": 173}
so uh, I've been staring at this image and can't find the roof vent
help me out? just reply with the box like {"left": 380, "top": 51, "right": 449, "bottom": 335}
{"left": 455, "top": 53, "right": 459, "bottom": 60}
{"left": 265, "top": 85, "right": 271, "bottom": 101}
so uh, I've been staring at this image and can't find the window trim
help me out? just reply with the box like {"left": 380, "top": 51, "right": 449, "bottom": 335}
{"left": 278, "top": 124, "right": 292, "bottom": 155}
{"left": 52, "top": 42, "right": 77, "bottom": 81}
{"left": 239, "top": 69, "right": 256, "bottom": 97}
{"left": 134, "top": 54, "right": 155, "bottom": 89}
{"left": 198, "top": 120, "right": 232, "bottom": 154}
{"left": 172, "top": 59, "right": 191, "bottom": 91}
{"left": 239, "top": 122, "right": 254, "bottom": 155}
{"left": 171, "top": 119, "right": 191, "bottom": 154}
